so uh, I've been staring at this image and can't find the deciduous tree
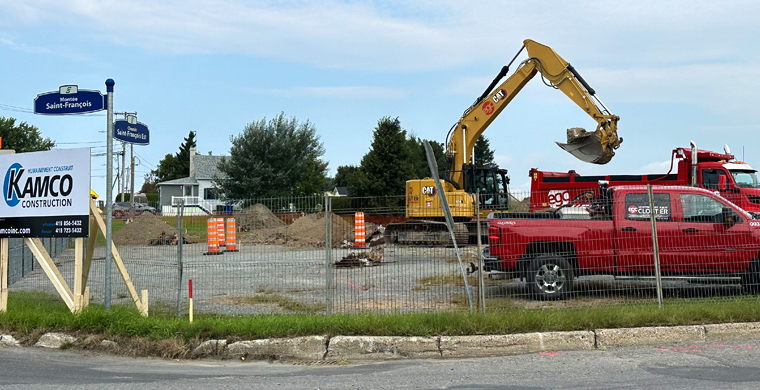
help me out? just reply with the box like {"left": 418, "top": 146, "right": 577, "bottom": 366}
{"left": 0, "top": 117, "right": 55, "bottom": 152}
{"left": 216, "top": 112, "right": 327, "bottom": 198}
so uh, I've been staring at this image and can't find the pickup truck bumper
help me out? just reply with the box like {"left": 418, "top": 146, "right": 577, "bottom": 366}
{"left": 482, "top": 247, "right": 523, "bottom": 279}
{"left": 482, "top": 247, "right": 500, "bottom": 272}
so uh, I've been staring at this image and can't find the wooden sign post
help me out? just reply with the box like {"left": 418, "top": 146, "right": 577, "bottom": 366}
{"left": 0, "top": 199, "right": 148, "bottom": 316}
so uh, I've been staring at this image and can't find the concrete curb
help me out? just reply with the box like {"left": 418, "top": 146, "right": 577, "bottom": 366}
{"left": 595, "top": 325, "right": 705, "bottom": 349}
{"left": 11, "top": 323, "right": 760, "bottom": 361}
{"left": 326, "top": 336, "right": 440, "bottom": 360}
{"left": 223, "top": 336, "right": 326, "bottom": 361}
{"left": 439, "top": 331, "right": 595, "bottom": 358}
{"left": 705, "top": 322, "right": 760, "bottom": 341}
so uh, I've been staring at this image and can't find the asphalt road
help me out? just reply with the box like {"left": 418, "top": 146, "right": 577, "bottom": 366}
{"left": 2, "top": 338, "right": 760, "bottom": 389}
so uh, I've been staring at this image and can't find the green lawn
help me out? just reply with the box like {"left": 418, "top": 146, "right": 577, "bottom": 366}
{"left": 2, "top": 292, "right": 760, "bottom": 342}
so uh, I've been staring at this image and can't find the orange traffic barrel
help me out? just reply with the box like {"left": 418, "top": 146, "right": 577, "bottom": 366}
{"left": 217, "top": 217, "right": 226, "bottom": 249}
{"left": 203, "top": 218, "right": 222, "bottom": 255}
{"left": 355, "top": 212, "right": 365, "bottom": 248}
{"left": 226, "top": 218, "right": 239, "bottom": 252}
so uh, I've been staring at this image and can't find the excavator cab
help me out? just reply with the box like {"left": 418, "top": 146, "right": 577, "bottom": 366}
{"left": 463, "top": 164, "right": 510, "bottom": 210}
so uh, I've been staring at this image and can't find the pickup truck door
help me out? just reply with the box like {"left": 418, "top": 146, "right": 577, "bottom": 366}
{"left": 614, "top": 192, "right": 680, "bottom": 274}
{"left": 676, "top": 193, "right": 753, "bottom": 273}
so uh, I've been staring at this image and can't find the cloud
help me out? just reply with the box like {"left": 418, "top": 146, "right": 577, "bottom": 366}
{"left": 2, "top": 0, "right": 759, "bottom": 74}
{"left": 0, "top": 36, "right": 50, "bottom": 54}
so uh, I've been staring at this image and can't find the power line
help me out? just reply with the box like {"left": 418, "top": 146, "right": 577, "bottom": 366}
{"left": 57, "top": 141, "right": 105, "bottom": 145}
{"left": 0, "top": 103, "right": 33, "bottom": 114}
{"left": 0, "top": 102, "right": 106, "bottom": 116}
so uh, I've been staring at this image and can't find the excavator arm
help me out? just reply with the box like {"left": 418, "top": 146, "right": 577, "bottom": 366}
{"left": 446, "top": 39, "right": 622, "bottom": 186}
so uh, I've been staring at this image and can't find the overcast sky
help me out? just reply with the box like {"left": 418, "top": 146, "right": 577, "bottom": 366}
{"left": 1, "top": 0, "right": 758, "bottom": 199}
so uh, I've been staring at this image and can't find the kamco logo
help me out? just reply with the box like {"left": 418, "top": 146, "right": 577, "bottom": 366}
{"left": 422, "top": 186, "right": 437, "bottom": 196}
{"left": 4, "top": 162, "right": 74, "bottom": 207}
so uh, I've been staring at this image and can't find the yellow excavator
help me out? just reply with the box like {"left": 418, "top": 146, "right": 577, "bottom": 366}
{"left": 384, "top": 39, "right": 623, "bottom": 245}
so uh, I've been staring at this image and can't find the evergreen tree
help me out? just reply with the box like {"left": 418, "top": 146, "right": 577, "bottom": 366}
{"left": 407, "top": 135, "right": 446, "bottom": 179}
{"left": 474, "top": 135, "right": 497, "bottom": 167}
{"left": 359, "top": 117, "right": 413, "bottom": 196}
{"left": 149, "top": 131, "right": 197, "bottom": 184}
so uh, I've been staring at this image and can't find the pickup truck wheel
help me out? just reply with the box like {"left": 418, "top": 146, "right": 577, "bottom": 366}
{"left": 741, "top": 258, "right": 760, "bottom": 294}
{"left": 527, "top": 255, "right": 573, "bottom": 300}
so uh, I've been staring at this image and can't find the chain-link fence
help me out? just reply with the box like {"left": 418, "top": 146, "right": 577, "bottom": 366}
{"left": 6, "top": 187, "right": 760, "bottom": 316}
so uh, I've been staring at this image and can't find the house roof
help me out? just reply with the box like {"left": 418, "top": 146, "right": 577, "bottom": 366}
{"left": 194, "top": 155, "right": 226, "bottom": 180}
{"left": 157, "top": 153, "right": 227, "bottom": 187}
{"left": 335, "top": 187, "right": 349, "bottom": 196}
{"left": 158, "top": 177, "right": 198, "bottom": 186}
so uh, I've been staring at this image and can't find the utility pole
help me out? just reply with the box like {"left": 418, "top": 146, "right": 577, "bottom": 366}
{"left": 113, "top": 112, "right": 136, "bottom": 206}
{"left": 120, "top": 142, "right": 126, "bottom": 202}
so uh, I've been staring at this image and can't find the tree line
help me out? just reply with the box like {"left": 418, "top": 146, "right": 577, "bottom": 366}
{"left": 0, "top": 114, "right": 496, "bottom": 200}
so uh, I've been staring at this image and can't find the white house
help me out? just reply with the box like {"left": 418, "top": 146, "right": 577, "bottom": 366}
{"left": 157, "top": 147, "right": 228, "bottom": 216}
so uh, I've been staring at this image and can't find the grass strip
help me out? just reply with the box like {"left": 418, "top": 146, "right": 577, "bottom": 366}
{"left": 2, "top": 292, "right": 760, "bottom": 342}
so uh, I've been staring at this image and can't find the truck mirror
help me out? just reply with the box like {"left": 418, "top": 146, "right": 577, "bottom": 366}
{"left": 718, "top": 175, "right": 728, "bottom": 191}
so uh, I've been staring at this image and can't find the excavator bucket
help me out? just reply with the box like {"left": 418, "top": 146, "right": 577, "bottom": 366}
{"left": 556, "top": 127, "right": 615, "bottom": 165}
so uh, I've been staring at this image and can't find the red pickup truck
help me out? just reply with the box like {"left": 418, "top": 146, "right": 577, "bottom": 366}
{"left": 485, "top": 185, "right": 760, "bottom": 299}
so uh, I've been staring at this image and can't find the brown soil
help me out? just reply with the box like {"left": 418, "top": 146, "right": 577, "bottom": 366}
{"left": 238, "top": 212, "right": 357, "bottom": 248}
{"left": 511, "top": 197, "right": 531, "bottom": 212}
{"left": 233, "top": 204, "right": 286, "bottom": 231}
{"left": 113, "top": 213, "right": 201, "bottom": 246}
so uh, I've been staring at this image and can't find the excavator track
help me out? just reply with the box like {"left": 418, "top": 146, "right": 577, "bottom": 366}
{"left": 384, "top": 221, "right": 470, "bottom": 247}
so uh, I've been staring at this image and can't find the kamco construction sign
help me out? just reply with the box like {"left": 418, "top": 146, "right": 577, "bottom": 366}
{"left": 0, "top": 148, "right": 90, "bottom": 237}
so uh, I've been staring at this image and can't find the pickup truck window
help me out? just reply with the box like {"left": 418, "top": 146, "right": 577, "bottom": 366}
{"left": 680, "top": 193, "right": 737, "bottom": 223}
{"left": 625, "top": 193, "right": 671, "bottom": 221}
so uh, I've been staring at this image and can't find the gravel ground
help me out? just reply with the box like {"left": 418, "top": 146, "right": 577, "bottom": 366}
{"left": 8, "top": 242, "right": 746, "bottom": 315}
{"left": 8, "top": 243, "right": 471, "bottom": 315}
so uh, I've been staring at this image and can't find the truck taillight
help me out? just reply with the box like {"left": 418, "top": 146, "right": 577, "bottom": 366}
{"left": 488, "top": 226, "right": 500, "bottom": 245}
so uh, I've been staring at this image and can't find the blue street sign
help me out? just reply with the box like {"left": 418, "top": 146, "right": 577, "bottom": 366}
{"left": 113, "top": 116, "right": 149, "bottom": 145}
{"left": 34, "top": 85, "right": 105, "bottom": 115}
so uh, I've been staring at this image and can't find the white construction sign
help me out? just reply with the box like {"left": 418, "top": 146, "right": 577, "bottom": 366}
{"left": 0, "top": 148, "right": 90, "bottom": 237}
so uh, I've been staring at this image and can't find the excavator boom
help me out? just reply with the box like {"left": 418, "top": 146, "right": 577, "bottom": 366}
{"left": 386, "top": 39, "right": 622, "bottom": 247}
{"left": 447, "top": 39, "right": 622, "bottom": 186}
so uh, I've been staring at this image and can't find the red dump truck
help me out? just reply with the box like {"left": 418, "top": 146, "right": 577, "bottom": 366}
{"left": 528, "top": 145, "right": 760, "bottom": 218}
{"left": 485, "top": 185, "right": 760, "bottom": 299}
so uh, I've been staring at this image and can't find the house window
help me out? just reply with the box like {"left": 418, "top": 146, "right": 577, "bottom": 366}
{"left": 204, "top": 188, "right": 220, "bottom": 200}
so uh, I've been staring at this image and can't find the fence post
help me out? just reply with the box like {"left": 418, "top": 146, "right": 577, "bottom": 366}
{"left": 176, "top": 199, "right": 184, "bottom": 318}
{"left": 647, "top": 184, "right": 664, "bottom": 309}
{"left": 324, "top": 194, "right": 333, "bottom": 315}
{"left": 476, "top": 197, "right": 485, "bottom": 314}
{"left": 423, "top": 141, "right": 473, "bottom": 312}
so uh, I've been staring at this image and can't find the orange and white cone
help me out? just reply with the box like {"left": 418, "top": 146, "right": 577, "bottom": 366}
{"left": 355, "top": 212, "right": 365, "bottom": 248}
{"left": 204, "top": 218, "right": 222, "bottom": 255}
{"left": 226, "top": 218, "right": 239, "bottom": 252}
{"left": 217, "top": 217, "right": 226, "bottom": 250}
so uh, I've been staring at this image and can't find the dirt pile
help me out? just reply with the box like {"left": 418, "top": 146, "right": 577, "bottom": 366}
{"left": 233, "top": 204, "right": 286, "bottom": 231}
{"left": 113, "top": 213, "right": 201, "bottom": 246}
{"left": 511, "top": 197, "right": 531, "bottom": 212}
{"left": 238, "top": 211, "right": 359, "bottom": 248}
{"left": 287, "top": 212, "right": 354, "bottom": 247}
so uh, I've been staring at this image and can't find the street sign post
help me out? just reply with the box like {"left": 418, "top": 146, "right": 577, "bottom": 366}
{"left": 34, "top": 85, "right": 105, "bottom": 115}
{"left": 113, "top": 115, "right": 149, "bottom": 145}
